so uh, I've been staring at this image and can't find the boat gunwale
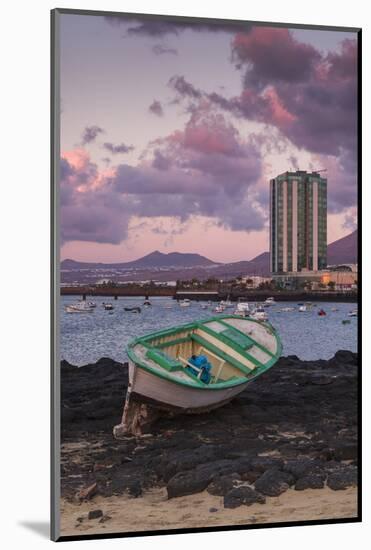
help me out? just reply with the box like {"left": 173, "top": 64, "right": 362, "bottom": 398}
{"left": 127, "top": 315, "right": 282, "bottom": 390}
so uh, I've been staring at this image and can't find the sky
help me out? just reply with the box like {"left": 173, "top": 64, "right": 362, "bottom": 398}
{"left": 59, "top": 13, "right": 358, "bottom": 263}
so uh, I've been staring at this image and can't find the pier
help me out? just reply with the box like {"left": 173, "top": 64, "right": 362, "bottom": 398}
{"left": 60, "top": 286, "right": 357, "bottom": 303}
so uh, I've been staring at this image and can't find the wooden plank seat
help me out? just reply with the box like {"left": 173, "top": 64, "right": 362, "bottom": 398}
{"left": 191, "top": 333, "right": 253, "bottom": 376}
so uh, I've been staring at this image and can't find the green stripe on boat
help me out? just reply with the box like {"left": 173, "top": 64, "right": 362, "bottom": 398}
{"left": 126, "top": 314, "right": 282, "bottom": 391}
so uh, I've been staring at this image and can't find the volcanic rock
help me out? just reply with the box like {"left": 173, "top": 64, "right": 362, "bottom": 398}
{"left": 327, "top": 466, "right": 358, "bottom": 490}
{"left": 254, "top": 468, "right": 295, "bottom": 497}
{"left": 88, "top": 509, "right": 103, "bottom": 520}
{"left": 224, "top": 486, "right": 266, "bottom": 509}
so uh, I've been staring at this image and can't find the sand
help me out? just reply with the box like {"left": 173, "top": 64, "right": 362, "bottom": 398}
{"left": 60, "top": 486, "right": 358, "bottom": 537}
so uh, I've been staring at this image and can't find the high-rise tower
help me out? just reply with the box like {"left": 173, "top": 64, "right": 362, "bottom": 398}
{"left": 270, "top": 171, "right": 327, "bottom": 273}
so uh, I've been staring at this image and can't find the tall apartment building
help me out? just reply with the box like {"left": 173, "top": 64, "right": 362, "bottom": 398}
{"left": 270, "top": 171, "right": 327, "bottom": 274}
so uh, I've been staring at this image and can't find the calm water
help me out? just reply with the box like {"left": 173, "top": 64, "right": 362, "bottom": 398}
{"left": 60, "top": 296, "right": 357, "bottom": 366}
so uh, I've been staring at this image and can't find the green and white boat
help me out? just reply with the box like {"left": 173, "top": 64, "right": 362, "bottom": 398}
{"left": 114, "top": 314, "right": 282, "bottom": 436}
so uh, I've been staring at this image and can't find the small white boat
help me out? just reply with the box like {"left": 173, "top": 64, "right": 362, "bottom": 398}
{"left": 114, "top": 314, "right": 282, "bottom": 437}
{"left": 201, "top": 304, "right": 208, "bottom": 310}
{"left": 220, "top": 299, "right": 233, "bottom": 308}
{"left": 65, "top": 302, "right": 94, "bottom": 314}
{"left": 143, "top": 300, "right": 152, "bottom": 307}
{"left": 264, "top": 297, "right": 276, "bottom": 306}
{"left": 281, "top": 307, "right": 295, "bottom": 312}
{"left": 299, "top": 305, "right": 308, "bottom": 312}
{"left": 179, "top": 299, "right": 191, "bottom": 308}
{"left": 214, "top": 305, "right": 225, "bottom": 313}
{"left": 348, "top": 310, "right": 358, "bottom": 317}
{"left": 234, "top": 302, "right": 250, "bottom": 316}
{"left": 236, "top": 302, "right": 250, "bottom": 312}
{"left": 104, "top": 303, "right": 114, "bottom": 311}
{"left": 251, "top": 306, "right": 268, "bottom": 321}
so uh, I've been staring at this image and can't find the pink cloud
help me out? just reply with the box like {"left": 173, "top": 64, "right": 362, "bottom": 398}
{"left": 263, "top": 86, "right": 297, "bottom": 126}
{"left": 169, "top": 110, "right": 241, "bottom": 155}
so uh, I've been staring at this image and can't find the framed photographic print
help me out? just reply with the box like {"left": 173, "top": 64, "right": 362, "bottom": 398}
{"left": 51, "top": 8, "right": 361, "bottom": 541}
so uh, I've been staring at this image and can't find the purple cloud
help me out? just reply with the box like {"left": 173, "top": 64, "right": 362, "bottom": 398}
{"left": 61, "top": 109, "right": 265, "bottom": 245}
{"left": 81, "top": 125, "right": 104, "bottom": 145}
{"left": 103, "top": 142, "right": 134, "bottom": 154}
{"left": 169, "top": 31, "right": 358, "bottom": 213}
{"left": 149, "top": 100, "right": 164, "bottom": 117}
{"left": 104, "top": 16, "right": 249, "bottom": 36}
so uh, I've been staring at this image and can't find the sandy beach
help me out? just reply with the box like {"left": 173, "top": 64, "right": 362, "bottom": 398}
{"left": 60, "top": 486, "right": 357, "bottom": 536}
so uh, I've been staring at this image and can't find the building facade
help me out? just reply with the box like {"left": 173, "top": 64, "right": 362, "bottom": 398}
{"left": 270, "top": 171, "right": 327, "bottom": 274}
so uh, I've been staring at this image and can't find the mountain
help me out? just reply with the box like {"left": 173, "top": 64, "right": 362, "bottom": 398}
{"left": 327, "top": 230, "right": 357, "bottom": 265}
{"left": 211, "top": 252, "right": 270, "bottom": 278}
{"left": 61, "top": 250, "right": 219, "bottom": 270}
{"left": 61, "top": 231, "right": 357, "bottom": 283}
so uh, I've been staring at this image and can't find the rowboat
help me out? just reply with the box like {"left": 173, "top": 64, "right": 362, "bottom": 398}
{"left": 113, "top": 314, "right": 282, "bottom": 437}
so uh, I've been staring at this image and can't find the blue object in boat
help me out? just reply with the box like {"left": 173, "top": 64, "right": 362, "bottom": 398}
{"left": 186, "top": 354, "right": 212, "bottom": 384}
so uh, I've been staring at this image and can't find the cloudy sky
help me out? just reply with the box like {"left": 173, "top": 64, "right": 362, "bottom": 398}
{"left": 59, "top": 13, "right": 358, "bottom": 263}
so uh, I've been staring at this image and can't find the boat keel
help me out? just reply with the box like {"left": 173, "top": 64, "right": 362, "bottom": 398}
{"left": 113, "top": 394, "right": 160, "bottom": 438}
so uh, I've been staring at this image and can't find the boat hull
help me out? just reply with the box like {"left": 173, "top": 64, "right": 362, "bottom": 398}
{"left": 113, "top": 360, "right": 251, "bottom": 437}
{"left": 129, "top": 360, "right": 249, "bottom": 411}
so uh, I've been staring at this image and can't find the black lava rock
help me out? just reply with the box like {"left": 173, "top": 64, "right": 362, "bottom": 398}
{"left": 60, "top": 352, "right": 358, "bottom": 503}
{"left": 128, "top": 480, "right": 142, "bottom": 498}
{"left": 224, "top": 486, "right": 266, "bottom": 509}
{"left": 207, "top": 473, "right": 241, "bottom": 496}
{"left": 327, "top": 467, "right": 358, "bottom": 490}
{"left": 254, "top": 468, "right": 295, "bottom": 497}
{"left": 283, "top": 459, "right": 325, "bottom": 479}
{"left": 167, "top": 469, "right": 214, "bottom": 499}
{"left": 88, "top": 509, "right": 103, "bottom": 520}
{"left": 295, "top": 473, "right": 326, "bottom": 490}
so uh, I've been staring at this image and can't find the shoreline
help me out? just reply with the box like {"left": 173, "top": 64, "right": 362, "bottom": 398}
{"left": 60, "top": 351, "right": 358, "bottom": 536}
{"left": 60, "top": 486, "right": 357, "bottom": 536}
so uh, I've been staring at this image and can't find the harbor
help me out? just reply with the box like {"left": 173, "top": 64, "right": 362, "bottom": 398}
{"left": 60, "top": 296, "right": 357, "bottom": 366}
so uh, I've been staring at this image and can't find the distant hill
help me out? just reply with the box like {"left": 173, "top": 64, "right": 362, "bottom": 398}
{"left": 327, "top": 230, "right": 357, "bottom": 265}
{"left": 61, "top": 250, "right": 219, "bottom": 270}
{"left": 211, "top": 252, "right": 270, "bottom": 278}
{"left": 61, "top": 231, "right": 357, "bottom": 283}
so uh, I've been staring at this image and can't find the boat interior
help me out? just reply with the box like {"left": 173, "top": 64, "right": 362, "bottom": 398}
{"left": 135, "top": 317, "right": 278, "bottom": 386}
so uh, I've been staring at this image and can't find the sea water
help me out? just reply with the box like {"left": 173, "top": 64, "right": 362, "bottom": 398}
{"left": 60, "top": 296, "right": 357, "bottom": 366}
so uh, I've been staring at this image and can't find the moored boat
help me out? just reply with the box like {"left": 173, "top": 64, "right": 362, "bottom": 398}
{"left": 250, "top": 306, "right": 268, "bottom": 321}
{"left": 125, "top": 306, "right": 141, "bottom": 313}
{"left": 348, "top": 309, "right": 357, "bottom": 317}
{"left": 65, "top": 302, "right": 94, "bottom": 314}
{"left": 114, "top": 315, "right": 282, "bottom": 437}
{"left": 234, "top": 302, "right": 250, "bottom": 316}
{"left": 104, "top": 303, "right": 114, "bottom": 311}
{"left": 179, "top": 299, "right": 191, "bottom": 307}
